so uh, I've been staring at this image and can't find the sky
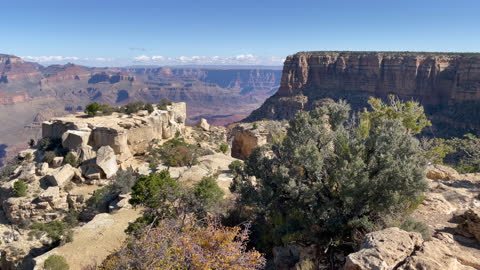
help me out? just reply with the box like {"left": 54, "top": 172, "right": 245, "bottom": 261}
{"left": 1, "top": 0, "right": 479, "bottom": 66}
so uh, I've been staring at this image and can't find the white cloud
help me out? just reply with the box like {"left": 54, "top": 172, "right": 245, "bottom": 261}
{"left": 23, "top": 56, "right": 80, "bottom": 62}
{"left": 131, "top": 54, "right": 285, "bottom": 66}
{"left": 19, "top": 54, "right": 285, "bottom": 67}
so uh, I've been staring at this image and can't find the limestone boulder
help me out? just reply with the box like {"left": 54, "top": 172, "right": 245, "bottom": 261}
{"left": 456, "top": 208, "right": 480, "bottom": 242}
{"left": 36, "top": 162, "right": 49, "bottom": 176}
{"left": 38, "top": 186, "right": 60, "bottom": 202}
{"left": 426, "top": 164, "right": 461, "bottom": 181}
{"left": 196, "top": 118, "right": 210, "bottom": 131}
{"left": 61, "top": 129, "right": 91, "bottom": 150}
{"left": 344, "top": 227, "right": 423, "bottom": 270}
{"left": 46, "top": 164, "right": 75, "bottom": 188}
{"left": 18, "top": 163, "right": 36, "bottom": 182}
{"left": 96, "top": 146, "right": 117, "bottom": 178}
{"left": 399, "top": 233, "right": 478, "bottom": 270}
{"left": 75, "top": 145, "right": 96, "bottom": 162}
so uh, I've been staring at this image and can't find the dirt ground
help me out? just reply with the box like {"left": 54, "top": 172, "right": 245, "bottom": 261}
{"left": 34, "top": 208, "right": 142, "bottom": 269}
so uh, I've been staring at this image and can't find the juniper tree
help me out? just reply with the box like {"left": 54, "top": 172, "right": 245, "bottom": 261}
{"left": 230, "top": 97, "right": 428, "bottom": 249}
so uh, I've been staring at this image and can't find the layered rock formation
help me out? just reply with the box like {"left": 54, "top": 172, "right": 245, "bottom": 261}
{"left": 246, "top": 51, "right": 480, "bottom": 136}
{"left": 42, "top": 102, "right": 186, "bottom": 162}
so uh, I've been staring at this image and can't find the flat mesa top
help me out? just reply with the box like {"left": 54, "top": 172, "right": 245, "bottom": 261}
{"left": 46, "top": 110, "right": 167, "bottom": 129}
{"left": 294, "top": 51, "right": 480, "bottom": 57}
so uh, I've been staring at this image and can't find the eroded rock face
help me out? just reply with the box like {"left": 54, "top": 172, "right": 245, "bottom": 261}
{"left": 41, "top": 102, "right": 186, "bottom": 162}
{"left": 345, "top": 227, "right": 423, "bottom": 270}
{"left": 246, "top": 51, "right": 480, "bottom": 136}
{"left": 228, "top": 120, "right": 288, "bottom": 159}
{"left": 456, "top": 209, "right": 480, "bottom": 242}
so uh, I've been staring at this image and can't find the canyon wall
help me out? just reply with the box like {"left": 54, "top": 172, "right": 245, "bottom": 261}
{"left": 246, "top": 51, "right": 480, "bottom": 136}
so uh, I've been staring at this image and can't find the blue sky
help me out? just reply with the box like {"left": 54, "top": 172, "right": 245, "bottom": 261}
{"left": 1, "top": 0, "right": 479, "bottom": 66}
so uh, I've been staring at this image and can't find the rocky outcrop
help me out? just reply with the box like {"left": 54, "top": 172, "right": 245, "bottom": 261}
{"left": 246, "top": 51, "right": 480, "bottom": 136}
{"left": 345, "top": 228, "right": 423, "bottom": 270}
{"left": 42, "top": 102, "right": 186, "bottom": 161}
{"left": 228, "top": 120, "right": 288, "bottom": 159}
{"left": 456, "top": 209, "right": 480, "bottom": 242}
{"left": 426, "top": 164, "right": 461, "bottom": 180}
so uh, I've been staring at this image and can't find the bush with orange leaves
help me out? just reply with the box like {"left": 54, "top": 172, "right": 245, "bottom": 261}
{"left": 99, "top": 218, "right": 265, "bottom": 270}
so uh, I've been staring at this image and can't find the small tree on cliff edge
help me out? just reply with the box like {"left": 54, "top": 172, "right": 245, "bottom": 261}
{"left": 85, "top": 102, "right": 101, "bottom": 117}
{"left": 230, "top": 96, "right": 428, "bottom": 251}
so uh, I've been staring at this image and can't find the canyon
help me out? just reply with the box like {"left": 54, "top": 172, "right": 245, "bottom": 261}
{"left": 0, "top": 54, "right": 281, "bottom": 166}
{"left": 246, "top": 51, "right": 480, "bottom": 137}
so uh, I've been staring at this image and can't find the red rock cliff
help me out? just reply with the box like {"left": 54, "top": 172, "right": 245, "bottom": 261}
{"left": 246, "top": 51, "right": 480, "bottom": 136}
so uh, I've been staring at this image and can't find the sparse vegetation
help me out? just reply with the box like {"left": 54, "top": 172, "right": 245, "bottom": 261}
{"left": 64, "top": 152, "right": 79, "bottom": 167}
{"left": 30, "top": 220, "right": 73, "bottom": 244}
{"left": 219, "top": 142, "right": 229, "bottom": 153}
{"left": 102, "top": 219, "right": 265, "bottom": 270}
{"left": 111, "top": 168, "right": 138, "bottom": 194}
{"left": 43, "top": 151, "right": 57, "bottom": 165}
{"left": 13, "top": 180, "right": 28, "bottom": 197}
{"left": 158, "top": 98, "right": 172, "bottom": 110}
{"left": 147, "top": 138, "right": 200, "bottom": 168}
{"left": 121, "top": 101, "right": 153, "bottom": 115}
{"left": 85, "top": 102, "right": 102, "bottom": 117}
{"left": 44, "top": 255, "right": 69, "bottom": 270}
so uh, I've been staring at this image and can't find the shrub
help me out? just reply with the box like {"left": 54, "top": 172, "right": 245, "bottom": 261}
{"left": 252, "top": 122, "right": 258, "bottom": 129}
{"left": 448, "top": 134, "right": 480, "bottom": 173}
{"left": 85, "top": 102, "right": 102, "bottom": 117}
{"left": 44, "top": 255, "right": 69, "bottom": 270}
{"left": 13, "top": 180, "right": 28, "bottom": 197}
{"left": 111, "top": 168, "right": 138, "bottom": 194}
{"left": 30, "top": 220, "right": 72, "bottom": 243}
{"left": 0, "top": 161, "right": 19, "bottom": 180}
{"left": 64, "top": 152, "right": 79, "bottom": 167}
{"left": 230, "top": 98, "right": 428, "bottom": 251}
{"left": 151, "top": 138, "right": 200, "bottom": 168}
{"left": 129, "top": 170, "right": 180, "bottom": 213}
{"left": 158, "top": 98, "right": 172, "bottom": 110}
{"left": 86, "top": 186, "right": 114, "bottom": 212}
{"left": 219, "top": 142, "right": 229, "bottom": 153}
{"left": 122, "top": 101, "right": 150, "bottom": 114}
{"left": 102, "top": 219, "right": 265, "bottom": 270}
{"left": 145, "top": 103, "right": 154, "bottom": 114}
{"left": 420, "top": 137, "right": 455, "bottom": 164}
{"left": 28, "top": 139, "right": 35, "bottom": 147}
{"left": 43, "top": 151, "right": 57, "bottom": 164}
{"left": 193, "top": 177, "right": 225, "bottom": 217}
{"left": 398, "top": 217, "right": 431, "bottom": 240}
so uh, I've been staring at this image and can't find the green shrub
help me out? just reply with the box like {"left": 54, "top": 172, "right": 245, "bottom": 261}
{"left": 43, "top": 151, "right": 57, "bottom": 164}
{"left": 151, "top": 138, "right": 199, "bottom": 168}
{"left": 0, "top": 158, "right": 21, "bottom": 180}
{"left": 85, "top": 102, "right": 102, "bottom": 117}
{"left": 122, "top": 101, "right": 149, "bottom": 114}
{"left": 30, "top": 221, "right": 72, "bottom": 243}
{"left": 129, "top": 170, "right": 180, "bottom": 212}
{"left": 158, "top": 98, "right": 172, "bottom": 110}
{"left": 44, "top": 255, "right": 69, "bottom": 270}
{"left": 13, "top": 180, "right": 28, "bottom": 197}
{"left": 231, "top": 97, "right": 428, "bottom": 250}
{"left": 399, "top": 217, "right": 431, "bottom": 240}
{"left": 193, "top": 177, "right": 224, "bottom": 217}
{"left": 28, "top": 139, "right": 35, "bottom": 147}
{"left": 219, "top": 143, "right": 229, "bottom": 153}
{"left": 252, "top": 122, "right": 258, "bottom": 129}
{"left": 420, "top": 138, "right": 455, "bottom": 164}
{"left": 86, "top": 186, "right": 114, "bottom": 211}
{"left": 145, "top": 103, "right": 154, "bottom": 114}
{"left": 64, "top": 152, "right": 79, "bottom": 167}
{"left": 112, "top": 168, "right": 138, "bottom": 194}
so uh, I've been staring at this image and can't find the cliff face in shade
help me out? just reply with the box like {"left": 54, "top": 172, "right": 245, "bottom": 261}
{"left": 246, "top": 51, "right": 480, "bottom": 136}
